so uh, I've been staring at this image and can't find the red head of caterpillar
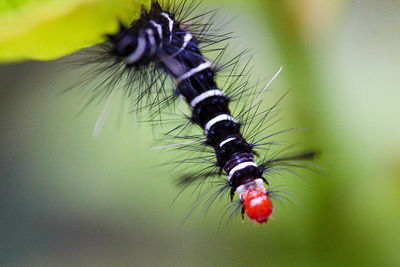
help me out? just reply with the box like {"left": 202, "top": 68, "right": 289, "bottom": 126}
{"left": 238, "top": 180, "right": 273, "bottom": 224}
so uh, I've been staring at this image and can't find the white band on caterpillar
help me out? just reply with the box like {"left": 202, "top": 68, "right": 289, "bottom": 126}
{"left": 219, "top": 137, "right": 236, "bottom": 148}
{"left": 150, "top": 21, "right": 163, "bottom": 39}
{"left": 181, "top": 32, "right": 193, "bottom": 49}
{"left": 126, "top": 35, "right": 146, "bottom": 64}
{"left": 236, "top": 178, "right": 265, "bottom": 195}
{"left": 228, "top": 162, "right": 258, "bottom": 180}
{"left": 173, "top": 32, "right": 193, "bottom": 57}
{"left": 204, "top": 114, "right": 237, "bottom": 134}
{"left": 176, "top": 61, "right": 212, "bottom": 84}
{"left": 161, "top": 12, "right": 174, "bottom": 43}
{"left": 146, "top": 29, "right": 156, "bottom": 56}
{"left": 190, "top": 89, "right": 225, "bottom": 108}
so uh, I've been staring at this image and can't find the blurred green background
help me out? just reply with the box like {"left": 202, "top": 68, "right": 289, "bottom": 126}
{"left": 1, "top": 0, "right": 400, "bottom": 266}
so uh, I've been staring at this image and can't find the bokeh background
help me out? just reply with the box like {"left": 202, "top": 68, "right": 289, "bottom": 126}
{"left": 1, "top": 0, "right": 400, "bottom": 266}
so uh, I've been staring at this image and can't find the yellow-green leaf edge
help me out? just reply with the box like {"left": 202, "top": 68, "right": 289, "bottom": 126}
{"left": 0, "top": 0, "right": 151, "bottom": 62}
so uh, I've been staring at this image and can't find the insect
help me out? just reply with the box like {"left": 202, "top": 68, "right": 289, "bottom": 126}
{"left": 75, "top": 0, "right": 316, "bottom": 224}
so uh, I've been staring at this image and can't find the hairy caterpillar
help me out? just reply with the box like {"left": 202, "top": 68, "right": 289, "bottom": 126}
{"left": 76, "top": 0, "right": 315, "bottom": 224}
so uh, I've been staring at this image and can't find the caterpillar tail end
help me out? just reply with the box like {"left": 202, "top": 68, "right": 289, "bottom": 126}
{"left": 241, "top": 187, "right": 273, "bottom": 224}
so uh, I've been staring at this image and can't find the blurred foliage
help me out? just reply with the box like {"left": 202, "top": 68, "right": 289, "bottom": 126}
{"left": 0, "top": 0, "right": 150, "bottom": 62}
{"left": 0, "top": 0, "right": 400, "bottom": 266}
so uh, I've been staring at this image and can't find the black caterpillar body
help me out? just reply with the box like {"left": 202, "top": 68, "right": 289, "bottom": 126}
{"left": 83, "top": 0, "right": 316, "bottom": 224}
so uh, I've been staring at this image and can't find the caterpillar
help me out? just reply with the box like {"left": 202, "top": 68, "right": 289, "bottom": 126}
{"left": 76, "top": 0, "right": 316, "bottom": 224}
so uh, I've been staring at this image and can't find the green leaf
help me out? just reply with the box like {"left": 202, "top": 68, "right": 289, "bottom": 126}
{"left": 0, "top": 0, "right": 150, "bottom": 62}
